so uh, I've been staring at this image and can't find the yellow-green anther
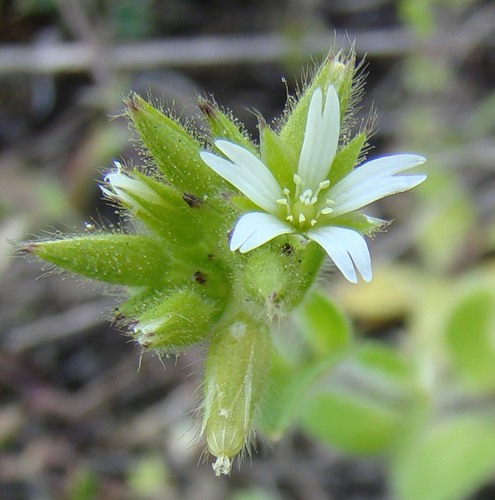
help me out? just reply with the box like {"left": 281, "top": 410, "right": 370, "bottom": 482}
{"left": 202, "top": 312, "right": 271, "bottom": 476}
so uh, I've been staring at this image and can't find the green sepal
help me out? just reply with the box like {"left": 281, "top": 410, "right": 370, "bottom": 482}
{"left": 283, "top": 239, "right": 325, "bottom": 310}
{"left": 125, "top": 94, "right": 220, "bottom": 195}
{"left": 202, "top": 311, "right": 272, "bottom": 475}
{"left": 133, "top": 287, "right": 221, "bottom": 350}
{"left": 116, "top": 287, "right": 172, "bottom": 320}
{"left": 198, "top": 98, "right": 256, "bottom": 154}
{"left": 329, "top": 132, "right": 367, "bottom": 186}
{"left": 279, "top": 50, "right": 356, "bottom": 159}
{"left": 326, "top": 213, "right": 388, "bottom": 236}
{"left": 230, "top": 196, "right": 259, "bottom": 213}
{"left": 259, "top": 120, "right": 297, "bottom": 188}
{"left": 27, "top": 234, "right": 176, "bottom": 286}
{"left": 332, "top": 51, "right": 356, "bottom": 118}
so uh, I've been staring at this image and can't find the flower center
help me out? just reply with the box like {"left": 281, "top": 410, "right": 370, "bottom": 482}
{"left": 276, "top": 174, "right": 334, "bottom": 230}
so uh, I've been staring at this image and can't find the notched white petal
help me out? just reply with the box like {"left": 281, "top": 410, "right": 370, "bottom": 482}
{"left": 216, "top": 139, "right": 282, "bottom": 197}
{"left": 334, "top": 154, "right": 426, "bottom": 193}
{"left": 307, "top": 226, "right": 372, "bottom": 283}
{"left": 230, "top": 212, "right": 294, "bottom": 253}
{"left": 328, "top": 153, "right": 427, "bottom": 217}
{"left": 200, "top": 151, "right": 281, "bottom": 212}
{"left": 298, "top": 85, "right": 340, "bottom": 189}
{"left": 330, "top": 174, "right": 427, "bottom": 217}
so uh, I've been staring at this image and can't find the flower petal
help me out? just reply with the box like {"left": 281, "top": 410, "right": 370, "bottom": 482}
{"left": 307, "top": 226, "right": 372, "bottom": 283}
{"left": 102, "top": 164, "right": 162, "bottom": 205}
{"left": 298, "top": 86, "right": 340, "bottom": 189}
{"left": 328, "top": 154, "right": 426, "bottom": 216}
{"left": 230, "top": 212, "right": 294, "bottom": 253}
{"left": 200, "top": 140, "right": 281, "bottom": 213}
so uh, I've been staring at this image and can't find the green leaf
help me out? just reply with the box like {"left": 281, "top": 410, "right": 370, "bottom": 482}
{"left": 300, "top": 388, "right": 402, "bottom": 455}
{"left": 355, "top": 341, "right": 413, "bottom": 385}
{"left": 127, "top": 455, "right": 169, "bottom": 497}
{"left": 257, "top": 352, "right": 334, "bottom": 439}
{"left": 392, "top": 414, "right": 495, "bottom": 500}
{"left": 231, "top": 488, "right": 278, "bottom": 500}
{"left": 399, "top": 0, "right": 436, "bottom": 39}
{"left": 446, "top": 288, "right": 495, "bottom": 390}
{"left": 299, "top": 290, "right": 351, "bottom": 358}
{"left": 27, "top": 234, "right": 177, "bottom": 286}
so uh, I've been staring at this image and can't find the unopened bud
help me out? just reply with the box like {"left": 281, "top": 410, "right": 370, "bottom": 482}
{"left": 201, "top": 311, "right": 271, "bottom": 475}
{"left": 134, "top": 287, "right": 220, "bottom": 350}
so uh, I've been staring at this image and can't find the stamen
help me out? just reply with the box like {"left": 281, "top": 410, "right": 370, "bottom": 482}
{"left": 275, "top": 197, "right": 291, "bottom": 216}
{"left": 321, "top": 207, "right": 333, "bottom": 215}
{"left": 310, "top": 219, "right": 317, "bottom": 227}
{"left": 298, "top": 213, "right": 306, "bottom": 223}
{"left": 278, "top": 189, "right": 293, "bottom": 219}
{"left": 286, "top": 215, "right": 294, "bottom": 222}
{"left": 293, "top": 174, "right": 302, "bottom": 199}
{"left": 311, "top": 179, "right": 330, "bottom": 203}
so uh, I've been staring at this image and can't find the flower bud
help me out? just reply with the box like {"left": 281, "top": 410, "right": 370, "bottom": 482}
{"left": 101, "top": 162, "right": 163, "bottom": 208}
{"left": 24, "top": 234, "right": 175, "bottom": 286}
{"left": 101, "top": 163, "right": 216, "bottom": 247}
{"left": 201, "top": 311, "right": 271, "bottom": 475}
{"left": 133, "top": 287, "right": 220, "bottom": 350}
{"left": 240, "top": 242, "right": 324, "bottom": 315}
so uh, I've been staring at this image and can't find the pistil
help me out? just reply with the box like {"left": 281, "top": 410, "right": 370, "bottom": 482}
{"left": 278, "top": 175, "right": 336, "bottom": 229}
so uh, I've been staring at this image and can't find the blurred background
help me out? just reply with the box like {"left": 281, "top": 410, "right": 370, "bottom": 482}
{"left": 1, "top": 0, "right": 495, "bottom": 499}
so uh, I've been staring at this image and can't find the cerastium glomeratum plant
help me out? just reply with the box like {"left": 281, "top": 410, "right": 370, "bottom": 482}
{"left": 20, "top": 49, "right": 426, "bottom": 476}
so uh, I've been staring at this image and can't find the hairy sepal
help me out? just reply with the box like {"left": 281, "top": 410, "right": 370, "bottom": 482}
{"left": 26, "top": 234, "right": 176, "bottom": 286}
{"left": 126, "top": 94, "right": 221, "bottom": 195}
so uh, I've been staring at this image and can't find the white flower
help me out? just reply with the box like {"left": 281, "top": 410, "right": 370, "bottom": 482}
{"left": 200, "top": 86, "right": 426, "bottom": 283}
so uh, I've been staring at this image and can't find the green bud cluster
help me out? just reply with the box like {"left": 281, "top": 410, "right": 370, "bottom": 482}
{"left": 21, "top": 49, "right": 365, "bottom": 474}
